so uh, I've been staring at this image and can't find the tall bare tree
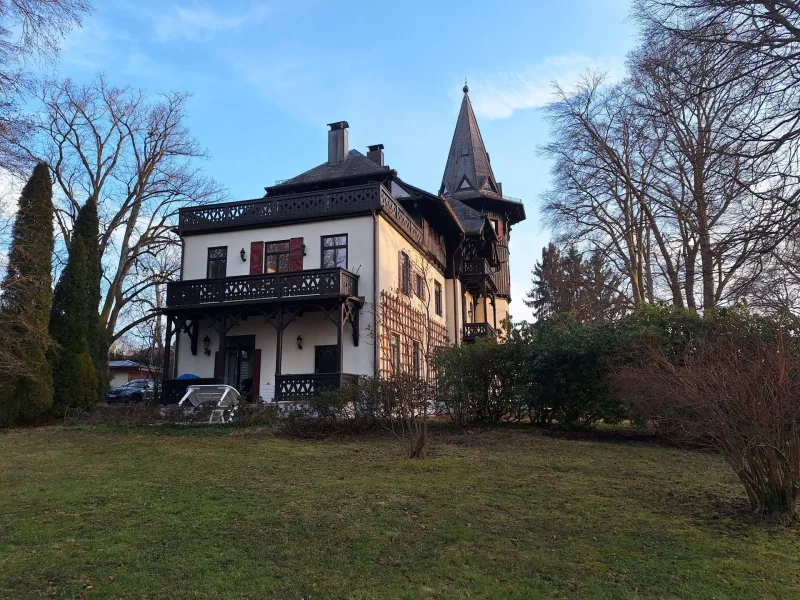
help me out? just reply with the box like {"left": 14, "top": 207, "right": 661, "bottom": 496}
{"left": 18, "top": 75, "right": 224, "bottom": 351}
{"left": 0, "top": 0, "right": 90, "bottom": 173}
{"left": 541, "top": 74, "right": 677, "bottom": 306}
{"left": 635, "top": 1, "right": 800, "bottom": 157}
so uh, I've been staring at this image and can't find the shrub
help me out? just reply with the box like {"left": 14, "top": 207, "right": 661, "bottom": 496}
{"left": 435, "top": 339, "right": 523, "bottom": 426}
{"left": 514, "top": 316, "right": 627, "bottom": 429}
{"left": 616, "top": 309, "right": 800, "bottom": 520}
{"left": 280, "top": 374, "right": 432, "bottom": 458}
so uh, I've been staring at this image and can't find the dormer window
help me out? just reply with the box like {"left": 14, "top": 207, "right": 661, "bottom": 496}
{"left": 461, "top": 146, "right": 469, "bottom": 156}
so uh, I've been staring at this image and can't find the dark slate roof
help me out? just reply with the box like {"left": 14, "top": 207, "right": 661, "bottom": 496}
{"left": 440, "top": 89, "right": 502, "bottom": 202}
{"left": 109, "top": 360, "right": 144, "bottom": 369}
{"left": 446, "top": 197, "right": 485, "bottom": 234}
{"left": 277, "top": 149, "right": 390, "bottom": 187}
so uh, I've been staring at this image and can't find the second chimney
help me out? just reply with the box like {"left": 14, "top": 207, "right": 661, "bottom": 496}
{"left": 327, "top": 121, "right": 349, "bottom": 165}
{"left": 367, "top": 144, "right": 385, "bottom": 166}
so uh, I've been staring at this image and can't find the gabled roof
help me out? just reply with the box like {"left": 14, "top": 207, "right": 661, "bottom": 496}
{"left": 440, "top": 86, "right": 502, "bottom": 202}
{"left": 271, "top": 149, "right": 390, "bottom": 189}
{"left": 445, "top": 197, "right": 485, "bottom": 234}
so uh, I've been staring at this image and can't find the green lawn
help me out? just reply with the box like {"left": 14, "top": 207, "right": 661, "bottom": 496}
{"left": 1, "top": 427, "right": 798, "bottom": 599}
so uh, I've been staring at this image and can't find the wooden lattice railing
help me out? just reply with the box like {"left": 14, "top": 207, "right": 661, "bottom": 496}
{"left": 275, "top": 373, "right": 359, "bottom": 402}
{"left": 462, "top": 322, "right": 498, "bottom": 343}
{"left": 166, "top": 268, "right": 358, "bottom": 308}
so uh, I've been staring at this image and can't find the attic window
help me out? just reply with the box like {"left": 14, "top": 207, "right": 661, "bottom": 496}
{"left": 461, "top": 147, "right": 469, "bottom": 156}
{"left": 458, "top": 176, "right": 473, "bottom": 190}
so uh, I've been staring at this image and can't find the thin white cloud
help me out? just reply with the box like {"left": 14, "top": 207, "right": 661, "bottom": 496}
{"left": 464, "top": 54, "right": 627, "bottom": 120}
{"left": 152, "top": 2, "right": 269, "bottom": 43}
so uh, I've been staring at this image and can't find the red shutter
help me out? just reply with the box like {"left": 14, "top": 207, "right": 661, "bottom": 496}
{"left": 214, "top": 351, "right": 222, "bottom": 379}
{"left": 250, "top": 241, "right": 263, "bottom": 274}
{"left": 497, "top": 219, "right": 504, "bottom": 238}
{"left": 251, "top": 349, "right": 261, "bottom": 402}
{"left": 289, "top": 237, "right": 304, "bottom": 271}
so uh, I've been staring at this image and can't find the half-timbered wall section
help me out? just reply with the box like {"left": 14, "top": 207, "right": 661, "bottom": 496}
{"left": 378, "top": 290, "right": 448, "bottom": 378}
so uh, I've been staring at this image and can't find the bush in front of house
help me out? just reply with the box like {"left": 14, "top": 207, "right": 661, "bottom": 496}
{"left": 615, "top": 307, "right": 800, "bottom": 521}
{"left": 434, "top": 338, "right": 523, "bottom": 426}
{"left": 434, "top": 316, "right": 626, "bottom": 429}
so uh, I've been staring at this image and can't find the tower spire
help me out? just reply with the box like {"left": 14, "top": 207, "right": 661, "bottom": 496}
{"left": 440, "top": 85, "right": 499, "bottom": 199}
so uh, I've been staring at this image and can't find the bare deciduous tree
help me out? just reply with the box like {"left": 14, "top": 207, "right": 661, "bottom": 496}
{"left": 0, "top": 0, "right": 90, "bottom": 172}
{"left": 18, "top": 75, "right": 224, "bottom": 350}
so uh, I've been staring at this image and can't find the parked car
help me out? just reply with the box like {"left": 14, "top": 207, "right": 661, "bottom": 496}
{"left": 105, "top": 379, "right": 155, "bottom": 404}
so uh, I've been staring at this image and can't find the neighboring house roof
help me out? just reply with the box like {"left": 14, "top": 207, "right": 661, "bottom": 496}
{"left": 273, "top": 149, "right": 390, "bottom": 189}
{"left": 109, "top": 360, "right": 161, "bottom": 371}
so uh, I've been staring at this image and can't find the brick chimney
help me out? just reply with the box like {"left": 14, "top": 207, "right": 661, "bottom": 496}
{"left": 327, "top": 121, "right": 349, "bottom": 165}
{"left": 367, "top": 144, "right": 384, "bottom": 166}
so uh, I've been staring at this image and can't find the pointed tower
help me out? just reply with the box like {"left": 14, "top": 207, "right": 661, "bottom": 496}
{"left": 441, "top": 83, "right": 525, "bottom": 314}
{"left": 440, "top": 82, "right": 503, "bottom": 200}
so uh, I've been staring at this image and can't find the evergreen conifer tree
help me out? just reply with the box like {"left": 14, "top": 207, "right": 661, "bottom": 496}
{"left": 49, "top": 198, "right": 102, "bottom": 409}
{"left": 0, "top": 163, "right": 55, "bottom": 425}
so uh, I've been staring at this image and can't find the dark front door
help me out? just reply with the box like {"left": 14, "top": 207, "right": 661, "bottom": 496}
{"left": 224, "top": 335, "right": 256, "bottom": 392}
{"left": 315, "top": 345, "right": 339, "bottom": 373}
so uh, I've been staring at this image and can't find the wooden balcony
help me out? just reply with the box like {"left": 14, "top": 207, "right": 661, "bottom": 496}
{"left": 276, "top": 372, "right": 359, "bottom": 402}
{"left": 462, "top": 322, "right": 498, "bottom": 343}
{"left": 178, "top": 183, "right": 424, "bottom": 245}
{"left": 462, "top": 259, "right": 499, "bottom": 293}
{"left": 166, "top": 268, "right": 358, "bottom": 309}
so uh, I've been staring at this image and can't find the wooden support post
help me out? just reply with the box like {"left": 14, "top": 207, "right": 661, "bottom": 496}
{"left": 492, "top": 295, "right": 497, "bottom": 330}
{"left": 275, "top": 309, "right": 283, "bottom": 376}
{"left": 219, "top": 314, "right": 227, "bottom": 384}
{"left": 161, "top": 316, "right": 173, "bottom": 404}
{"left": 336, "top": 302, "right": 344, "bottom": 373}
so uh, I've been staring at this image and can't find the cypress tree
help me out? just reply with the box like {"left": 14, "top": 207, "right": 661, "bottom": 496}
{"left": 0, "top": 163, "right": 55, "bottom": 425}
{"left": 70, "top": 196, "right": 106, "bottom": 395}
{"left": 49, "top": 198, "right": 102, "bottom": 409}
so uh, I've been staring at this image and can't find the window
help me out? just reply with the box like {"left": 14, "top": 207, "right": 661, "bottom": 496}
{"left": 390, "top": 333, "right": 401, "bottom": 373}
{"left": 321, "top": 234, "right": 348, "bottom": 269}
{"left": 415, "top": 273, "right": 425, "bottom": 299}
{"left": 400, "top": 252, "right": 411, "bottom": 295}
{"left": 489, "top": 218, "right": 499, "bottom": 235}
{"left": 265, "top": 241, "right": 290, "bottom": 273}
{"left": 434, "top": 281, "right": 443, "bottom": 316}
{"left": 207, "top": 246, "right": 227, "bottom": 279}
{"left": 412, "top": 340, "right": 421, "bottom": 378}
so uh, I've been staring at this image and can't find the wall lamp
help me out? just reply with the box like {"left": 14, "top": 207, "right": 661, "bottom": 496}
{"left": 301, "top": 243, "right": 307, "bottom": 256}
{"left": 203, "top": 335, "right": 211, "bottom": 356}
{"left": 240, "top": 248, "right": 247, "bottom": 262}
{"left": 296, "top": 335, "right": 303, "bottom": 350}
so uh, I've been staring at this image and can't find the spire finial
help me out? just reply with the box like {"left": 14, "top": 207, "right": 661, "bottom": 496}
{"left": 463, "top": 78, "right": 469, "bottom": 94}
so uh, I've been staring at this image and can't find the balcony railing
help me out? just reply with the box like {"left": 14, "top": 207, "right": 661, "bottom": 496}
{"left": 178, "top": 183, "right": 424, "bottom": 246}
{"left": 166, "top": 268, "right": 358, "bottom": 308}
{"left": 275, "top": 372, "right": 359, "bottom": 402}
{"left": 462, "top": 259, "right": 499, "bottom": 292}
{"left": 462, "top": 322, "right": 498, "bottom": 343}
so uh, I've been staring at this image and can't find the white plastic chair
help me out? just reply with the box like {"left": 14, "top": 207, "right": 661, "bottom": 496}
{"left": 178, "top": 384, "right": 241, "bottom": 424}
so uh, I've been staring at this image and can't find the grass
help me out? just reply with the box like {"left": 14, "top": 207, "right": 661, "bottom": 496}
{"left": 1, "top": 426, "right": 798, "bottom": 599}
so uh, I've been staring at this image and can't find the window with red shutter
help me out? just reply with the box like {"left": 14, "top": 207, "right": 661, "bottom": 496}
{"left": 289, "top": 237, "right": 304, "bottom": 271}
{"left": 249, "top": 241, "right": 264, "bottom": 274}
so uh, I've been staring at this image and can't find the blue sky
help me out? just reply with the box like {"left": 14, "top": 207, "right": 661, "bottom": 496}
{"left": 53, "top": 0, "right": 638, "bottom": 321}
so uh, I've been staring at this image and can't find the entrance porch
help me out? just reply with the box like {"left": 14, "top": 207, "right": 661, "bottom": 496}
{"left": 160, "top": 268, "right": 367, "bottom": 404}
